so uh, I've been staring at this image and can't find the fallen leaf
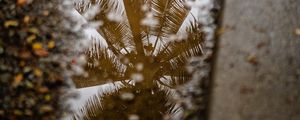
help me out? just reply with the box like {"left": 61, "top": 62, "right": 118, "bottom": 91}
{"left": 19, "top": 50, "right": 32, "bottom": 59}
{"left": 4, "top": 20, "right": 19, "bottom": 28}
{"left": 47, "top": 41, "right": 55, "bottom": 49}
{"left": 23, "top": 15, "right": 30, "bottom": 24}
{"left": 13, "top": 109, "right": 23, "bottom": 116}
{"left": 28, "top": 28, "right": 39, "bottom": 34}
{"left": 0, "top": 110, "right": 4, "bottom": 116}
{"left": 0, "top": 47, "right": 4, "bottom": 54}
{"left": 71, "top": 58, "right": 77, "bottom": 64}
{"left": 34, "top": 49, "right": 49, "bottom": 57}
{"left": 38, "top": 87, "right": 49, "bottom": 93}
{"left": 25, "top": 81, "right": 33, "bottom": 88}
{"left": 34, "top": 68, "right": 43, "bottom": 77}
{"left": 44, "top": 94, "right": 51, "bottom": 101}
{"left": 17, "top": 0, "right": 27, "bottom": 6}
{"left": 216, "top": 27, "right": 226, "bottom": 35}
{"left": 13, "top": 74, "right": 23, "bottom": 86}
{"left": 40, "top": 105, "right": 53, "bottom": 112}
{"left": 26, "top": 35, "right": 36, "bottom": 43}
{"left": 24, "top": 109, "right": 32, "bottom": 116}
{"left": 32, "top": 42, "right": 43, "bottom": 50}
{"left": 240, "top": 85, "right": 254, "bottom": 94}
{"left": 19, "top": 61, "right": 26, "bottom": 67}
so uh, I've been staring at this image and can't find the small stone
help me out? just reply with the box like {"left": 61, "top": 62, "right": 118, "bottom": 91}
{"left": 295, "top": 28, "right": 300, "bottom": 36}
{"left": 246, "top": 54, "right": 258, "bottom": 65}
{"left": 43, "top": 11, "right": 49, "bottom": 16}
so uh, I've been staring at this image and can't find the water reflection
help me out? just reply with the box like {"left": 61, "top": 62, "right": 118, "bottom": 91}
{"left": 72, "top": 0, "right": 204, "bottom": 119}
{"left": 74, "top": 84, "right": 180, "bottom": 120}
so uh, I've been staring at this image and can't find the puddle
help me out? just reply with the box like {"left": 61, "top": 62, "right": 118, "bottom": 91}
{"left": 70, "top": 0, "right": 215, "bottom": 119}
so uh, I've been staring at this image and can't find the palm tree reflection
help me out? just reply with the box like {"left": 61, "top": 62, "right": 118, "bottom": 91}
{"left": 74, "top": 84, "right": 180, "bottom": 120}
{"left": 72, "top": 0, "right": 204, "bottom": 119}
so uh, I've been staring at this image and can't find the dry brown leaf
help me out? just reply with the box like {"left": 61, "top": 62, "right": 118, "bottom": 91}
{"left": 13, "top": 74, "right": 23, "bottom": 86}
{"left": 246, "top": 54, "right": 258, "bottom": 65}
{"left": 17, "top": 0, "right": 27, "bottom": 6}
{"left": 19, "top": 50, "right": 32, "bottom": 59}
{"left": 38, "top": 87, "right": 49, "bottom": 93}
{"left": 34, "top": 49, "right": 49, "bottom": 57}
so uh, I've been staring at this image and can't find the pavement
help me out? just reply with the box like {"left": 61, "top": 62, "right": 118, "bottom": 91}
{"left": 208, "top": 0, "right": 300, "bottom": 120}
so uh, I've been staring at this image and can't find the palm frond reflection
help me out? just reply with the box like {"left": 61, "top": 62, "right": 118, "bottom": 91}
{"left": 72, "top": 0, "right": 204, "bottom": 119}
